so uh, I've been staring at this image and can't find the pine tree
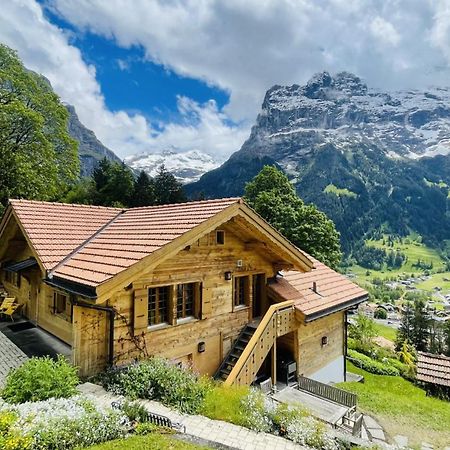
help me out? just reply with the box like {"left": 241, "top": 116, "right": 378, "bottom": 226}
{"left": 411, "top": 299, "right": 430, "bottom": 352}
{"left": 396, "top": 301, "right": 414, "bottom": 350}
{"left": 132, "top": 171, "right": 155, "bottom": 207}
{"left": 154, "top": 165, "right": 186, "bottom": 205}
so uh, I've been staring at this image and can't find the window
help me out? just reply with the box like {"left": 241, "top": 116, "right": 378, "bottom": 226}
{"left": 53, "top": 292, "right": 71, "bottom": 320}
{"left": 177, "top": 283, "right": 195, "bottom": 319}
{"left": 148, "top": 286, "right": 170, "bottom": 326}
{"left": 216, "top": 230, "right": 225, "bottom": 245}
{"left": 4, "top": 271, "right": 20, "bottom": 287}
{"left": 234, "top": 276, "right": 249, "bottom": 308}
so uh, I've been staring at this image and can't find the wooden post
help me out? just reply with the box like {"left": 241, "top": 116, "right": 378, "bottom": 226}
{"left": 271, "top": 340, "right": 277, "bottom": 385}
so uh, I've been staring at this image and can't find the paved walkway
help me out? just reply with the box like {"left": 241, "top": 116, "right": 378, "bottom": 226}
{"left": 78, "top": 382, "right": 306, "bottom": 450}
{"left": 0, "top": 331, "right": 28, "bottom": 386}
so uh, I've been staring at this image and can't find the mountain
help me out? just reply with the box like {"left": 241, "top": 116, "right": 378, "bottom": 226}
{"left": 187, "top": 72, "right": 450, "bottom": 251}
{"left": 65, "top": 104, "right": 122, "bottom": 177}
{"left": 125, "top": 149, "right": 221, "bottom": 184}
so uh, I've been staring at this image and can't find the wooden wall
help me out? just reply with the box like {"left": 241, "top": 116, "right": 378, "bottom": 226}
{"left": 296, "top": 311, "right": 344, "bottom": 378}
{"left": 100, "top": 222, "right": 279, "bottom": 377}
{"left": 0, "top": 217, "right": 72, "bottom": 345}
{"left": 73, "top": 306, "right": 108, "bottom": 376}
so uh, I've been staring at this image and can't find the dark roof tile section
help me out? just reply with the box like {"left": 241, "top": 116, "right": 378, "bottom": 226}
{"left": 10, "top": 200, "right": 121, "bottom": 271}
{"left": 51, "top": 198, "right": 240, "bottom": 286}
{"left": 416, "top": 352, "right": 450, "bottom": 387}
{"left": 268, "top": 254, "right": 367, "bottom": 319}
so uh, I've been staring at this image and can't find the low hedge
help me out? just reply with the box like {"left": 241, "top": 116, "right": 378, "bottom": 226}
{"left": 347, "top": 350, "right": 400, "bottom": 376}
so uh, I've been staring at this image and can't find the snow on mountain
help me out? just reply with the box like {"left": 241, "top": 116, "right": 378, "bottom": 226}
{"left": 125, "top": 149, "right": 221, "bottom": 184}
{"left": 257, "top": 71, "right": 450, "bottom": 168}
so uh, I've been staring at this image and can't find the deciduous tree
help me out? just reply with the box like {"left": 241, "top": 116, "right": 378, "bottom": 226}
{"left": 244, "top": 165, "right": 342, "bottom": 268}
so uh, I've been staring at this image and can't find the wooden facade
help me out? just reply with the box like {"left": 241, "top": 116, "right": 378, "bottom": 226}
{"left": 0, "top": 199, "right": 366, "bottom": 384}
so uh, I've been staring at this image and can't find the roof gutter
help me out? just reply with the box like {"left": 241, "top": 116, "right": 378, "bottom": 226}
{"left": 303, "top": 293, "right": 368, "bottom": 322}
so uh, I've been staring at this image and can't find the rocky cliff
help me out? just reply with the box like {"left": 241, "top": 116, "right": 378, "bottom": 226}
{"left": 187, "top": 72, "right": 450, "bottom": 249}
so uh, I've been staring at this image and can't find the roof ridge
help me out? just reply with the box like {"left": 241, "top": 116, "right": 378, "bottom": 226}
{"left": 127, "top": 197, "right": 241, "bottom": 211}
{"left": 47, "top": 208, "right": 126, "bottom": 279}
{"left": 9, "top": 198, "right": 122, "bottom": 211}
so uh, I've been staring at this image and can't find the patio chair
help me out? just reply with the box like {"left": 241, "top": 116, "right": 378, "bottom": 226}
{"left": 0, "top": 297, "right": 16, "bottom": 313}
{"left": 1, "top": 302, "right": 22, "bottom": 322}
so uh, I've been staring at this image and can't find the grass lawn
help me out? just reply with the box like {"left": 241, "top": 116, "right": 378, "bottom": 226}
{"left": 84, "top": 433, "right": 209, "bottom": 450}
{"left": 373, "top": 323, "right": 396, "bottom": 342}
{"left": 338, "top": 363, "right": 450, "bottom": 448}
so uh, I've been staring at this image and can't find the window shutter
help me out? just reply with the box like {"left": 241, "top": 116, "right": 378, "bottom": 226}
{"left": 201, "top": 286, "right": 212, "bottom": 319}
{"left": 133, "top": 288, "right": 148, "bottom": 333}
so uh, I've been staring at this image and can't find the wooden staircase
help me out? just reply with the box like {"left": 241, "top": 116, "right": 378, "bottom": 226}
{"left": 215, "top": 323, "right": 258, "bottom": 381}
{"left": 217, "top": 300, "right": 297, "bottom": 386}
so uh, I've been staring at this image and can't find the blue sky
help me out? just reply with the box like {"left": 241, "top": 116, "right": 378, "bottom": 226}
{"left": 43, "top": 6, "right": 230, "bottom": 127}
{"left": 1, "top": 1, "right": 450, "bottom": 160}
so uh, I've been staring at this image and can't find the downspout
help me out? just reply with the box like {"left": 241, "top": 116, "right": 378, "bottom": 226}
{"left": 344, "top": 311, "right": 348, "bottom": 382}
{"left": 71, "top": 298, "right": 115, "bottom": 366}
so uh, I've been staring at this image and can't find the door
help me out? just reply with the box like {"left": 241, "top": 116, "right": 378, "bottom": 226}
{"left": 252, "top": 274, "right": 265, "bottom": 319}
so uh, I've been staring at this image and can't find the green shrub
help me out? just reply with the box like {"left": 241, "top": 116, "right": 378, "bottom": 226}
{"left": 134, "top": 422, "right": 160, "bottom": 436}
{"left": 239, "top": 389, "right": 273, "bottom": 433}
{"left": 0, "top": 396, "right": 127, "bottom": 450}
{"left": 1, "top": 356, "right": 79, "bottom": 404}
{"left": 121, "top": 400, "right": 149, "bottom": 423}
{"left": 374, "top": 308, "right": 387, "bottom": 319}
{"left": 347, "top": 350, "right": 399, "bottom": 376}
{"left": 0, "top": 411, "right": 32, "bottom": 450}
{"left": 98, "top": 357, "right": 212, "bottom": 414}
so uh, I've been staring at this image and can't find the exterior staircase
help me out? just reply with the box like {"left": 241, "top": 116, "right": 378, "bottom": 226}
{"left": 215, "top": 323, "right": 258, "bottom": 381}
{"left": 215, "top": 300, "right": 297, "bottom": 386}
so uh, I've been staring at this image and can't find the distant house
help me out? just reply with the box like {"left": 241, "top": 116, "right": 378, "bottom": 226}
{"left": 416, "top": 352, "right": 450, "bottom": 395}
{"left": 0, "top": 199, "right": 367, "bottom": 384}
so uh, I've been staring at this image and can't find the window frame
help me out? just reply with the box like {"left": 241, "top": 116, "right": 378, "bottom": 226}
{"left": 148, "top": 285, "right": 171, "bottom": 327}
{"left": 53, "top": 291, "right": 72, "bottom": 322}
{"left": 233, "top": 275, "right": 250, "bottom": 310}
{"left": 176, "top": 282, "right": 196, "bottom": 320}
{"left": 216, "top": 230, "right": 225, "bottom": 245}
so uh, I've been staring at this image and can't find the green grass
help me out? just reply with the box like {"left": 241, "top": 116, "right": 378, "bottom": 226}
{"left": 347, "top": 234, "right": 447, "bottom": 288}
{"left": 200, "top": 385, "right": 249, "bottom": 425}
{"left": 324, "top": 184, "right": 358, "bottom": 198}
{"left": 373, "top": 323, "right": 397, "bottom": 342}
{"left": 415, "top": 271, "right": 450, "bottom": 291}
{"left": 83, "top": 433, "right": 208, "bottom": 450}
{"left": 338, "top": 363, "right": 450, "bottom": 448}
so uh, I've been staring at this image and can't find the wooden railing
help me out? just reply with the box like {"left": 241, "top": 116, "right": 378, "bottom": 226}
{"left": 223, "top": 300, "right": 296, "bottom": 386}
{"left": 297, "top": 376, "right": 357, "bottom": 408}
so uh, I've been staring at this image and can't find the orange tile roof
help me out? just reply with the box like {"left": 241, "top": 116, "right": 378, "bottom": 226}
{"left": 49, "top": 198, "right": 241, "bottom": 286}
{"left": 9, "top": 200, "right": 121, "bottom": 271}
{"left": 268, "top": 254, "right": 367, "bottom": 320}
{"left": 416, "top": 352, "right": 450, "bottom": 387}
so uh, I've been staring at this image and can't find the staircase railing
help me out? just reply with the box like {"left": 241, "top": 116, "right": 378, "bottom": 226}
{"left": 223, "top": 300, "right": 296, "bottom": 386}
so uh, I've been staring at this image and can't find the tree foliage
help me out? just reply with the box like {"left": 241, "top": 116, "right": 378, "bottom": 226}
{"left": 63, "top": 160, "right": 186, "bottom": 208}
{"left": 0, "top": 43, "right": 79, "bottom": 211}
{"left": 244, "top": 165, "right": 342, "bottom": 268}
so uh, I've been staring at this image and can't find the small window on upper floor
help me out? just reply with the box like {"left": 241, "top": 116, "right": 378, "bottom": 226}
{"left": 216, "top": 230, "right": 225, "bottom": 245}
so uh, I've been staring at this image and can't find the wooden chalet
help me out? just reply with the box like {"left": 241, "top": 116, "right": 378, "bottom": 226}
{"left": 0, "top": 198, "right": 367, "bottom": 384}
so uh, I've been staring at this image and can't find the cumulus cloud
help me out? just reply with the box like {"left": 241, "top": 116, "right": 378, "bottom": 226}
{"left": 2, "top": 0, "right": 450, "bottom": 160}
{"left": 50, "top": 0, "right": 450, "bottom": 120}
{"left": 0, "top": 0, "right": 245, "bottom": 159}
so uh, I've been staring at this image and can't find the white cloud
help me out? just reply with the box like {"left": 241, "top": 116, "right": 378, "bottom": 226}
{"left": 49, "top": 0, "right": 450, "bottom": 119}
{"left": 0, "top": 0, "right": 245, "bottom": 159}
{"left": 2, "top": 0, "right": 450, "bottom": 161}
